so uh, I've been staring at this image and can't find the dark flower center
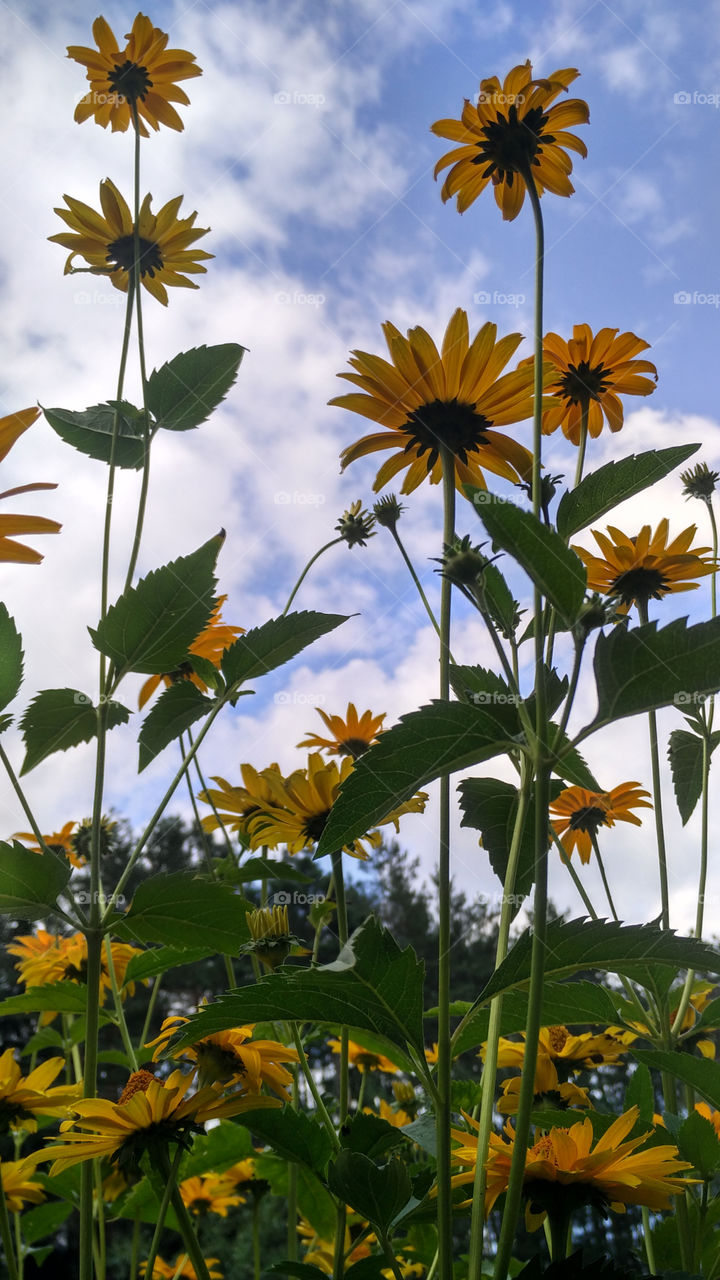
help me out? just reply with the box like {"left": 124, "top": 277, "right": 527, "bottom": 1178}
{"left": 195, "top": 1042, "right": 247, "bottom": 1086}
{"left": 108, "top": 60, "right": 153, "bottom": 103}
{"left": 107, "top": 235, "right": 163, "bottom": 279}
{"left": 567, "top": 805, "right": 608, "bottom": 836}
{"left": 609, "top": 566, "right": 669, "bottom": 605}
{"left": 338, "top": 736, "right": 372, "bottom": 759}
{"left": 404, "top": 399, "right": 492, "bottom": 468}
{"left": 524, "top": 1178, "right": 611, "bottom": 1221}
{"left": 304, "top": 811, "right": 330, "bottom": 842}
{"left": 0, "top": 1101, "right": 30, "bottom": 1133}
{"left": 473, "top": 104, "right": 553, "bottom": 184}
{"left": 556, "top": 359, "right": 610, "bottom": 405}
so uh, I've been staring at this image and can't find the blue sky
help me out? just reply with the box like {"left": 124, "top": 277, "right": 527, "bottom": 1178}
{"left": 1, "top": 0, "right": 720, "bottom": 932}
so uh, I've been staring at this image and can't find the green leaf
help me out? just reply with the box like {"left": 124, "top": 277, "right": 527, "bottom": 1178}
{"left": 316, "top": 701, "right": 516, "bottom": 858}
{"left": 624, "top": 1063, "right": 654, "bottom": 1125}
{"left": 458, "top": 779, "right": 533, "bottom": 908}
{"left": 43, "top": 401, "right": 149, "bottom": 469}
{"left": 123, "top": 945, "right": 216, "bottom": 986}
{"left": 448, "top": 664, "right": 517, "bottom": 711}
{"left": 0, "top": 842, "right": 71, "bottom": 915}
{"left": 20, "top": 1200, "right": 73, "bottom": 1245}
{"left": 116, "top": 1121, "right": 254, "bottom": 1222}
{"left": 556, "top": 445, "right": 699, "bottom": 540}
{"left": 90, "top": 533, "right": 222, "bottom": 677}
{"left": 0, "top": 604, "right": 23, "bottom": 716}
{"left": 668, "top": 729, "right": 720, "bottom": 826}
{"left": 633, "top": 1050, "right": 720, "bottom": 1110}
{"left": 221, "top": 611, "right": 348, "bottom": 688}
{"left": 0, "top": 983, "right": 95, "bottom": 1015}
{"left": 452, "top": 980, "right": 620, "bottom": 1057}
{"left": 113, "top": 871, "right": 252, "bottom": 952}
{"left": 474, "top": 919, "right": 720, "bottom": 1006}
{"left": 472, "top": 496, "right": 586, "bottom": 626}
{"left": 340, "top": 1113, "right": 409, "bottom": 1160}
{"left": 146, "top": 344, "right": 245, "bottom": 432}
{"left": 164, "top": 916, "right": 426, "bottom": 1054}
{"left": 676, "top": 1108, "right": 720, "bottom": 1176}
{"left": 327, "top": 1151, "right": 412, "bottom": 1232}
{"left": 138, "top": 682, "right": 215, "bottom": 772}
{"left": 401, "top": 1114, "right": 437, "bottom": 1157}
{"left": 481, "top": 562, "right": 521, "bottom": 636}
{"left": 590, "top": 618, "right": 720, "bottom": 731}
{"left": 19, "top": 689, "right": 130, "bottom": 774}
{"left": 238, "top": 1105, "right": 333, "bottom": 1175}
{"left": 548, "top": 727, "right": 601, "bottom": 790}
{"left": 229, "top": 856, "right": 313, "bottom": 885}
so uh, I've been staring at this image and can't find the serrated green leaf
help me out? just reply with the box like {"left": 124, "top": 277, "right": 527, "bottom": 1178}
{"left": 238, "top": 1105, "right": 333, "bottom": 1174}
{"left": 0, "top": 604, "right": 23, "bottom": 716}
{"left": 474, "top": 919, "right": 720, "bottom": 1007}
{"left": 230, "top": 856, "right": 313, "bottom": 885}
{"left": 556, "top": 445, "right": 699, "bottom": 539}
{"left": 90, "top": 534, "right": 222, "bottom": 677}
{"left": 589, "top": 618, "right": 720, "bottom": 731}
{"left": 138, "top": 682, "right": 214, "bottom": 772}
{"left": 257, "top": 1158, "right": 337, "bottom": 1241}
{"left": 471, "top": 495, "right": 586, "bottom": 625}
{"left": 19, "top": 689, "right": 129, "bottom": 774}
{"left": 328, "top": 1151, "right": 412, "bottom": 1231}
{"left": 633, "top": 1050, "right": 720, "bottom": 1110}
{"left": 548, "top": 727, "right": 601, "bottom": 790}
{"left": 339, "top": 1113, "right": 409, "bottom": 1160}
{"left": 668, "top": 728, "right": 720, "bottom": 826}
{"left": 458, "top": 778, "right": 536, "bottom": 908}
{"left": 481, "top": 561, "right": 521, "bottom": 637}
{"left": 316, "top": 701, "right": 516, "bottom": 858}
{"left": 676, "top": 1108, "right": 720, "bottom": 1175}
{"left": 164, "top": 916, "right": 425, "bottom": 1054}
{"left": 624, "top": 1063, "right": 654, "bottom": 1124}
{"left": 221, "top": 611, "right": 348, "bottom": 688}
{"left": 146, "top": 344, "right": 245, "bottom": 432}
{"left": 123, "top": 945, "right": 216, "bottom": 986}
{"left": 451, "top": 980, "right": 620, "bottom": 1057}
{"left": 113, "top": 871, "right": 252, "bottom": 952}
{"left": 0, "top": 843, "right": 70, "bottom": 916}
{"left": 0, "top": 983, "right": 94, "bottom": 1015}
{"left": 43, "top": 401, "right": 149, "bottom": 469}
{"left": 20, "top": 1200, "right": 73, "bottom": 1245}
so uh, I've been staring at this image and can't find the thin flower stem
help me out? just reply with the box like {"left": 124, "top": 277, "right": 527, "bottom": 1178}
{"left": 331, "top": 847, "right": 349, "bottom": 1280}
{"left": 252, "top": 1199, "right": 261, "bottom": 1280}
{"left": 123, "top": 105, "right": 152, "bottom": 594}
{"left": 129, "top": 1214, "right": 140, "bottom": 1280}
{"left": 378, "top": 1231, "right": 405, "bottom": 1280}
{"left": 467, "top": 761, "right": 532, "bottom": 1280}
{"left": 0, "top": 1176, "right": 19, "bottom": 1280}
{"left": 707, "top": 498, "right": 718, "bottom": 623}
{"left": 637, "top": 599, "right": 670, "bottom": 928}
{"left": 591, "top": 837, "right": 620, "bottom": 922}
{"left": 290, "top": 1023, "right": 340, "bottom": 1148}
{"left": 93, "top": 1162, "right": 106, "bottom": 1280}
{"left": 551, "top": 637, "right": 585, "bottom": 751}
{"left": 389, "top": 525, "right": 443, "bottom": 640}
{"left": 282, "top": 538, "right": 343, "bottom": 615}
{"left": 573, "top": 401, "right": 590, "bottom": 489}
{"left": 139, "top": 974, "right": 162, "bottom": 1051}
{"left": 104, "top": 935, "right": 139, "bottom": 1071}
{"left": 493, "top": 165, "right": 547, "bottom": 1280}
{"left": 78, "top": 930, "right": 103, "bottom": 1280}
{"left": 160, "top": 1149, "right": 213, "bottom": 1280}
{"left": 143, "top": 1145, "right": 183, "bottom": 1280}
{"left": 641, "top": 1206, "right": 657, "bottom": 1274}
{"left": 13, "top": 1207, "right": 23, "bottom": 1280}
{"left": 554, "top": 834, "right": 597, "bottom": 919}
{"left": 287, "top": 1072, "right": 299, "bottom": 1261}
{"left": 436, "top": 445, "right": 456, "bottom": 1280}
{"left": 189, "top": 735, "right": 236, "bottom": 859}
{"left": 671, "top": 727, "right": 711, "bottom": 1037}
{"left": 178, "top": 734, "right": 237, "bottom": 989}
{"left": 356, "top": 1068, "right": 369, "bottom": 1113}
{"left": 0, "top": 743, "right": 53, "bottom": 858}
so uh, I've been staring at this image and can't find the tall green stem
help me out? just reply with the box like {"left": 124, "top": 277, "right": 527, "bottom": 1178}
{"left": 637, "top": 599, "right": 670, "bottom": 928}
{"left": 435, "top": 445, "right": 456, "bottom": 1280}
{"left": 282, "top": 538, "right": 342, "bottom": 615}
{"left": 331, "top": 848, "right": 349, "bottom": 1280}
{"left": 389, "top": 525, "right": 443, "bottom": 640}
{"left": 573, "top": 401, "right": 590, "bottom": 489}
{"left": 493, "top": 166, "right": 547, "bottom": 1280}
{"left": 124, "top": 107, "right": 152, "bottom": 594}
{"left": 0, "top": 1176, "right": 18, "bottom": 1280}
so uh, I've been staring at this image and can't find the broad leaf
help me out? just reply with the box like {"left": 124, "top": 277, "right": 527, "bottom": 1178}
{"left": 328, "top": 1151, "right": 412, "bottom": 1232}
{"left": 117, "top": 1122, "right": 254, "bottom": 1222}
{"left": 221, "top": 611, "right": 347, "bottom": 688}
{"left": 0, "top": 983, "right": 95, "bottom": 1016}
{"left": 20, "top": 689, "right": 130, "bottom": 774}
{"left": 556, "top": 445, "right": 699, "bottom": 539}
{"left": 146, "top": 344, "right": 245, "bottom": 432}
{"left": 548, "top": 727, "right": 601, "bottom": 790}
{"left": 633, "top": 1050, "right": 720, "bottom": 1111}
{"left": 676, "top": 1108, "right": 720, "bottom": 1176}
{"left": 0, "top": 844, "right": 71, "bottom": 916}
{"left": 475, "top": 919, "right": 720, "bottom": 1005}
{"left": 114, "top": 871, "right": 252, "bottom": 952}
{"left": 451, "top": 980, "right": 620, "bottom": 1057}
{"left": 123, "top": 945, "right": 216, "bottom": 986}
{"left": 472, "top": 496, "right": 586, "bottom": 626}
{"left": 624, "top": 1063, "right": 654, "bottom": 1125}
{"left": 590, "top": 618, "right": 720, "bottom": 731}
{"left": 316, "top": 700, "right": 516, "bottom": 857}
{"left": 237, "top": 1105, "right": 333, "bottom": 1175}
{"left": 668, "top": 728, "right": 720, "bottom": 826}
{"left": 458, "top": 778, "right": 549, "bottom": 909}
{"left": 19, "top": 1201, "right": 73, "bottom": 1246}
{"left": 138, "top": 682, "right": 215, "bottom": 772}
{"left": 43, "top": 401, "right": 149, "bottom": 469}
{"left": 164, "top": 916, "right": 426, "bottom": 1054}
{"left": 481, "top": 562, "right": 522, "bottom": 637}
{"left": 340, "top": 1113, "right": 409, "bottom": 1160}
{"left": 0, "top": 604, "right": 23, "bottom": 716}
{"left": 90, "top": 533, "right": 222, "bottom": 676}
{"left": 227, "top": 856, "right": 313, "bottom": 885}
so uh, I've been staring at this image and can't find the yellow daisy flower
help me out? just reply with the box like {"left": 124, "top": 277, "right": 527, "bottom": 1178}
{"left": 198, "top": 764, "right": 286, "bottom": 836}
{"left": 144, "top": 1017, "right": 299, "bottom": 1099}
{"left": 538, "top": 325, "right": 657, "bottom": 443}
{"left": 328, "top": 1039, "right": 398, "bottom": 1074}
{"left": 497, "top": 1054, "right": 592, "bottom": 1116}
{"left": 488, "top": 1025, "right": 635, "bottom": 1075}
{"left": 0, "top": 1157, "right": 46, "bottom": 1213}
{"left": 573, "top": 521, "right": 717, "bottom": 610}
{"left": 0, "top": 407, "right": 60, "bottom": 564}
{"left": 68, "top": 13, "right": 202, "bottom": 136}
{"left": 549, "top": 782, "right": 652, "bottom": 864}
{"left": 140, "top": 1255, "right": 222, "bottom": 1280}
{"left": 0, "top": 1050, "right": 82, "bottom": 1134}
{"left": 179, "top": 1171, "right": 245, "bottom": 1216}
{"left": 332, "top": 309, "right": 547, "bottom": 495}
{"left": 431, "top": 61, "right": 589, "bottom": 220}
{"left": 138, "top": 595, "right": 243, "bottom": 708}
{"left": 298, "top": 703, "right": 386, "bottom": 758}
{"left": 13, "top": 821, "right": 85, "bottom": 869}
{"left": 7, "top": 930, "right": 145, "bottom": 1024}
{"left": 695, "top": 1102, "right": 720, "bottom": 1138}
{"left": 49, "top": 178, "right": 212, "bottom": 306}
